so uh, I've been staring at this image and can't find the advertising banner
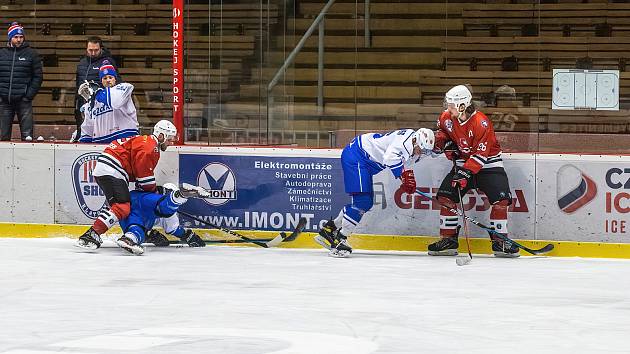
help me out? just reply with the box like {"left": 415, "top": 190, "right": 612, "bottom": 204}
{"left": 536, "top": 154, "right": 630, "bottom": 242}
{"left": 356, "top": 154, "right": 537, "bottom": 239}
{"left": 179, "top": 152, "right": 346, "bottom": 232}
{"left": 55, "top": 145, "right": 106, "bottom": 224}
{"left": 54, "top": 145, "right": 179, "bottom": 225}
{"left": 177, "top": 151, "right": 537, "bottom": 238}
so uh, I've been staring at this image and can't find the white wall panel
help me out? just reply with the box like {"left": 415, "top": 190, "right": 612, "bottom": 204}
{"left": 0, "top": 144, "right": 14, "bottom": 222}
{"left": 54, "top": 144, "right": 102, "bottom": 224}
{"left": 13, "top": 143, "right": 55, "bottom": 223}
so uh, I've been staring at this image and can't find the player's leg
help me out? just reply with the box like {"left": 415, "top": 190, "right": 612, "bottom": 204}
{"left": 428, "top": 169, "right": 473, "bottom": 256}
{"left": 154, "top": 214, "right": 205, "bottom": 248}
{"left": 76, "top": 176, "right": 130, "bottom": 250}
{"left": 117, "top": 223, "right": 146, "bottom": 255}
{"left": 148, "top": 187, "right": 205, "bottom": 247}
{"left": 115, "top": 191, "right": 159, "bottom": 253}
{"left": 476, "top": 168, "right": 519, "bottom": 257}
{"left": 316, "top": 146, "right": 375, "bottom": 257}
{"left": 329, "top": 193, "right": 374, "bottom": 257}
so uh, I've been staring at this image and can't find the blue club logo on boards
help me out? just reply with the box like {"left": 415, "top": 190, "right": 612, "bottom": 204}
{"left": 72, "top": 152, "right": 106, "bottom": 218}
{"left": 197, "top": 162, "right": 237, "bottom": 206}
{"left": 556, "top": 164, "right": 597, "bottom": 214}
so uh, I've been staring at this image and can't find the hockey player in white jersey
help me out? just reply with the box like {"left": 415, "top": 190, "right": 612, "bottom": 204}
{"left": 77, "top": 61, "right": 139, "bottom": 143}
{"left": 315, "top": 128, "right": 435, "bottom": 257}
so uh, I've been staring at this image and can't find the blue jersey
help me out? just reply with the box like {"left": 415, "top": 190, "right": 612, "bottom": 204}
{"left": 341, "top": 129, "right": 418, "bottom": 194}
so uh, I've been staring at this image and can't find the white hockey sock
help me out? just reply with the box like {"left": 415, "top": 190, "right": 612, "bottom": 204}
{"left": 333, "top": 209, "right": 344, "bottom": 229}
{"left": 123, "top": 232, "right": 139, "bottom": 244}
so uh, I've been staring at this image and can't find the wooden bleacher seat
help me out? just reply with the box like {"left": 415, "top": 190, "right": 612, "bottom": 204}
{"left": 290, "top": 18, "right": 464, "bottom": 36}
{"left": 463, "top": 3, "right": 630, "bottom": 37}
{"left": 2, "top": 3, "right": 278, "bottom": 36}
{"left": 442, "top": 36, "right": 628, "bottom": 71}
{"left": 298, "top": 2, "right": 466, "bottom": 18}
{"left": 145, "top": 3, "right": 279, "bottom": 36}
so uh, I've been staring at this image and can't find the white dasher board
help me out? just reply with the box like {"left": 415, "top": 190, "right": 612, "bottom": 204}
{"left": 552, "top": 69, "right": 619, "bottom": 110}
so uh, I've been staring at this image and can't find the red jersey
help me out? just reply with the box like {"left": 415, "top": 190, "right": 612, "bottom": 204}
{"left": 434, "top": 110, "right": 503, "bottom": 174}
{"left": 93, "top": 135, "right": 160, "bottom": 191}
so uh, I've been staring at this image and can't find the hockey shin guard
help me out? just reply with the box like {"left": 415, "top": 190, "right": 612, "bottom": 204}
{"left": 438, "top": 196, "right": 459, "bottom": 237}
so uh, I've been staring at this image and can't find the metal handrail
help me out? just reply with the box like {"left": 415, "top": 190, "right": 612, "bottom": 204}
{"left": 266, "top": 0, "right": 337, "bottom": 131}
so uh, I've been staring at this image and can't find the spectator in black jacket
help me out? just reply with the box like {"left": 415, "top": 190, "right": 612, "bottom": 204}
{"left": 0, "top": 22, "right": 43, "bottom": 141}
{"left": 73, "top": 36, "right": 116, "bottom": 141}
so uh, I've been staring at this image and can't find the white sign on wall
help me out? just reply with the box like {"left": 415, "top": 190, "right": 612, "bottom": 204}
{"left": 552, "top": 69, "right": 619, "bottom": 110}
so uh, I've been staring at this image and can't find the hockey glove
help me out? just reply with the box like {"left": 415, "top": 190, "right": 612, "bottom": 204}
{"left": 183, "top": 229, "right": 206, "bottom": 247}
{"left": 78, "top": 80, "right": 99, "bottom": 101}
{"left": 443, "top": 141, "right": 460, "bottom": 161}
{"left": 451, "top": 168, "right": 473, "bottom": 190}
{"left": 400, "top": 169, "right": 416, "bottom": 194}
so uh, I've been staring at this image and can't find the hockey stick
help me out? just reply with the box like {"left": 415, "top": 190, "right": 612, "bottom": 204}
{"left": 178, "top": 210, "right": 306, "bottom": 248}
{"left": 415, "top": 188, "right": 554, "bottom": 255}
{"left": 278, "top": 216, "right": 308, "bottom": 242}
{"left": 455, "top": 185, "right": 473, "bottom": 266}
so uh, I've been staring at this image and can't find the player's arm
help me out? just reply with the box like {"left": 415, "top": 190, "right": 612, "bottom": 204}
{"left": 432, "top": 112, "right": 452, "bottom": 154}
{"left": 383, "top": 144, "right": 406, "bottom": 179}
{"left": 107, "top": 82, "right": 134, "bottom": 109}
{"left": 383, "top": 133, "right": 417, "bottom": 194}
{"left": 452, "top": 120, "right": 493, "bottom": 189}
{"left": 78, "top": 105, "right": 94, "bottom": 143}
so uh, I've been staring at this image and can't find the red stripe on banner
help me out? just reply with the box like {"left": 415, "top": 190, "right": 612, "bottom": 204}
{"left": 89, "top": 160, "right": 95, "bottom": 183}
{"left": 563, "top": 174, "right": 598, "bottom": 213}
{"left": 173, "top": 0, "right": 184, "bottom": 144}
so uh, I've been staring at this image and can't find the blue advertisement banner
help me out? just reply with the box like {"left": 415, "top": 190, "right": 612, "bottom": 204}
{"left": 179, "top": 154, "right": 347, "bottom": 232}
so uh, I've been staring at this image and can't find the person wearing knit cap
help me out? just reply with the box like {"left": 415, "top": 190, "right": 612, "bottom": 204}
{"left": 7, "top": 22, "right": 24, "bottom": 47}
{"left": 98, "top": 61, "right": 118, "bottom": 88}
{"left": 78, "top": 59, "right": 138, "bottom": 143}
{"left": 73, "top": 36, "right": 117, "bottom": 142}
{"left": 0, "top": 22, "right": 43, "bottom": 141}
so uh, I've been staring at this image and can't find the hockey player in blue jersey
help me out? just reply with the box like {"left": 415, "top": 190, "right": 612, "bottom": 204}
{"left": 315, "top": 128, "right": 435, "bottom": 257}
{"left": 75, "top": 61, "right": 139, "bottom": 143}
{"left": 115, "top": 183, "right": 210, "bottom": 255}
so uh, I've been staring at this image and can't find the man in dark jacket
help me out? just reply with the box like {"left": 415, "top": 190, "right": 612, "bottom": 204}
{"left": 73, "top": 36, "right": 117, "bottom": 141}
{"left": 0, "top": 22, "right": 43, "bottom": 141}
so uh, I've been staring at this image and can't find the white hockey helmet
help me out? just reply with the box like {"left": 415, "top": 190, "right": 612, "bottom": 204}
{"left": 403, "top": 128, "right": 435, "bottom": 159}
{"left": 444, "top": 85, "right": 472, "bottom": 112}
{"left": 153, "top": 120, "right": 177, "bottom": 140}
{"left": 413, "top": 128, "right": 435, "bottom": 150}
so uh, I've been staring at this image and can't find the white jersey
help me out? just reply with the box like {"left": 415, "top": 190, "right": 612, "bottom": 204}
{"left": 79, "top": 82, "right": 139, "bottom": 143}
{"left": 353, "top": 129, "right": 418, "bottom": 178}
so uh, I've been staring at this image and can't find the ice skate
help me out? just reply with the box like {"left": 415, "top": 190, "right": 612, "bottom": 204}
{"left": 182, "top": 229, "right": 206, "bottom": 247}
{"left": 427, "top": 237, "right": 459, "bottom": 256}
{"left": 328, "top": 235, "right": 353, "bottom": 258}
{"left": 178, "top": 183, "right": 211, "bottom": 199}
{"left": 314, "top": 219, "right": 337, "bottom": 249}
{"left": 145, "top": 229, "right": 170, "bottom": 247}
{"left": 490, "top": 233, "right": 520, "bottom": 258}
{"left": 74, "top": 227, "right": 102, "bottom": 251}
{"left": 314, "top": 220, "right": 353, "bottom": 257}
{"left": 116, "top": 235, "right": 145, "bottom": 255}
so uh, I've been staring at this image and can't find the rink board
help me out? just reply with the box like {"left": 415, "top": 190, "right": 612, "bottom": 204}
{"left": 0, "top": 143, "right": 629, "bottom": 257}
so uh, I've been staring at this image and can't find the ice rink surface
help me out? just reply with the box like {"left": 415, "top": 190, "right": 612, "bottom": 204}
{"left": 1, "top": 238, "right": 629, "bottom": 354}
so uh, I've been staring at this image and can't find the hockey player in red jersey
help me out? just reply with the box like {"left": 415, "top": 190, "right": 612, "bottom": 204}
{"left": 75, "top": 119, "right": 178, "bottom": 250}
{"left": 428, "top": 85, "right": 519, "bottom": 257}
